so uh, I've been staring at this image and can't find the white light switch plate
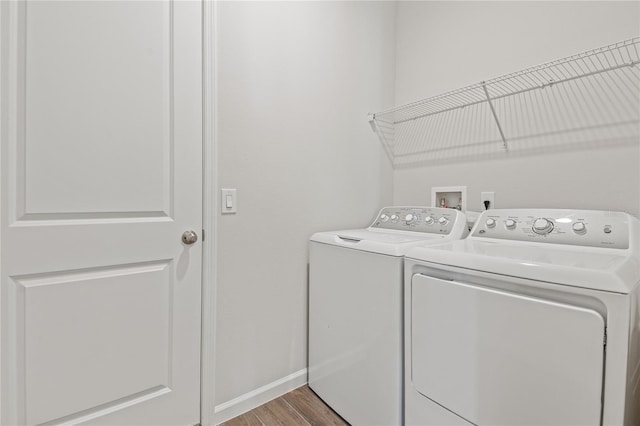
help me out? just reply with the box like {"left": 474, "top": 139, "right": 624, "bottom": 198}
{"left": 221, "top": 189, "right": 237, "bottom": 214}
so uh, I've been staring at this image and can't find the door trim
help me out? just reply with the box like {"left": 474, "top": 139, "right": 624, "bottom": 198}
{"left": 200, "top": 1, "right": 218, "bottom": 425}
{"left": 0, "top": 2, "right": 17, "bottom": 422}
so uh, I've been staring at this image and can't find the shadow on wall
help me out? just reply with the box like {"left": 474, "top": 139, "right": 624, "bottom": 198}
{"left": 371, "top": 37, "right": 640, "bottom": 168}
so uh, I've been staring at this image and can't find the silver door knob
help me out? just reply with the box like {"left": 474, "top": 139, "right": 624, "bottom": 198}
{"left": 181, "top": 230, "right": 198, "bottom": 245}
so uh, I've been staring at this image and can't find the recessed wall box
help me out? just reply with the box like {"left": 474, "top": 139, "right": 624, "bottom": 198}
{"left": 431, "top": 186, "right": 467, "bottom": 211}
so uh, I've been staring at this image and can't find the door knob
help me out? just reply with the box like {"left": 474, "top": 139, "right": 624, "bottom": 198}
{"left": 181, "top": 230, "right": 198, "bottom": 245}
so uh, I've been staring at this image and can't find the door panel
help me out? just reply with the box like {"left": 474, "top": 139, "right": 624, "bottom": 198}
{"left": 1, "top": 1, "right": 202, "bottom": 425}
{"left": 23, "top": 1, "right": 171, "bottom": 217}
{"left": 19, "top": 261, "right": 172, "bottom": 426}
{"left": 411, "top": 274, "right": 605, "bottom": 426}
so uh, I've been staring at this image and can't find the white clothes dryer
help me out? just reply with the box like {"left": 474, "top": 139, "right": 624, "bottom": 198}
{"left": 308, "top": 206, "right": 468, "bottom": 426}
{"left": 404, "top": 209, "right": 640, "bottom": 426}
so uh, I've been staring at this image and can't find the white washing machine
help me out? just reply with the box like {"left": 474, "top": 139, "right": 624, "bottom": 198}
{"left": 404, "top": 209, "right": 640, "bottom": 426}
{"left": 309, "top": 206, "right": 468, "bottom": 426}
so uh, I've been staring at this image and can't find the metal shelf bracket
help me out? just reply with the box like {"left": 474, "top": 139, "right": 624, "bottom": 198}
{"left": 482, "top": 82, "right": 508, "bottom": 151}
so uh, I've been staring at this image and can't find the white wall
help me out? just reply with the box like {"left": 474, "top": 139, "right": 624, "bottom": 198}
{"left": 393, "top": 1, "right": 640, "bottom": 216}
{"left": 212, "top": 0, "right": 639, "bottom": 416}
{"left": 214, "top": 0, "right": 395, "bottom": 409}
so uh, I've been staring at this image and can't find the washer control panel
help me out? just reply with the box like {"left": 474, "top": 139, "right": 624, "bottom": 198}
{"left": 471, "top": 209, "right": 630, "bottom": 249}
{"left": 371, "top": 207, "right": 462, "bottom": 235}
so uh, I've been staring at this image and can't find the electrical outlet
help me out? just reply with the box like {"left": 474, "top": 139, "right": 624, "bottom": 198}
{"left": 481, "top": 192, "right": 495, "bottom": 210}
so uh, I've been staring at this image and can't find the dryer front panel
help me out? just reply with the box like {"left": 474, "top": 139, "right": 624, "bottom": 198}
{"left": 411, "top": 274, "right": 605, "bottom": 426}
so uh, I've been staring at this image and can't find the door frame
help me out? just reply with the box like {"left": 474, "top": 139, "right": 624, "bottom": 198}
{"left": 200, "top": 0, "right": 218, "bottom": 425}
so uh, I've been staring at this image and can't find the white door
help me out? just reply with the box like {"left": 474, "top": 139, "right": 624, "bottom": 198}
{"left": 1, "top": 1, "right": 202, "bottom": 425}
{"left": 411, "top": 274, "right": 605, "bottom": 426}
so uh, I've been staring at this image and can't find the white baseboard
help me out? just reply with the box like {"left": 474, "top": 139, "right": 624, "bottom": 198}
{"left": 213, "top": 368, "right": 308, "bottom": 425}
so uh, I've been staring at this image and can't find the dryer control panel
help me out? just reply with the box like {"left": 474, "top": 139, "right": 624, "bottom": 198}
{"left": 370, "top": 207, "right": 465, "bottom": 235}
{"left": 471, "top": 209, "right": 630, "bottom": 249}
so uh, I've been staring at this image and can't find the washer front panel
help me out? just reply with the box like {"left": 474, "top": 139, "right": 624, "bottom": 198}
{"left": 309, "top": 242, "right": 403, "bottom": 425}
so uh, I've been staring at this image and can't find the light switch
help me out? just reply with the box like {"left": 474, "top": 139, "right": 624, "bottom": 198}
{"left": 221, "top": 189, "right": 237, "bottom": 214}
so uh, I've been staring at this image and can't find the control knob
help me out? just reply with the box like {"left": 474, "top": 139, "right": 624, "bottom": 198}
{"left": 486, "top": 218, "right": 496, "bottom": 228}
{"left": 390, "top": 214, "right": 399, "bottom": 222}
{"left": 424, "top": 216, "right": 435, "bottom": 225}
{"left": 532, "top": 218, "right": 554, "bottom": 235}
{"left": 380, "top": 214, "right": 389, "bottom": 223}
{"left": 405, "top": 214, "right": 415, "bottom": 224}
{"left": 438, "top": 217, "right": 448, "bottom": 226}
{"left": 572, "top": 222, "right": 586, "bottom": 234}
{"left": 505, "top": 219, "right": 516, "bottom": 230}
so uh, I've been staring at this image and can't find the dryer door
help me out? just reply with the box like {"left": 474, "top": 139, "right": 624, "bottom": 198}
{"left": 411, "top": 274, "right": 605, "bottom": 426}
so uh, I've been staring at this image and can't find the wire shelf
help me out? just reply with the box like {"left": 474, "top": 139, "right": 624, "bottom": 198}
{"left": 370, "top": 37, "right": 640, "bottom": 168}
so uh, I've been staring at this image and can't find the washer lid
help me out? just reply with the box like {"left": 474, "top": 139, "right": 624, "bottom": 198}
{"left": 406, "top": 239, "right": 640, "bottom": 293}
{"left": 310, "top": 229, "right": 449, "bottom": 257}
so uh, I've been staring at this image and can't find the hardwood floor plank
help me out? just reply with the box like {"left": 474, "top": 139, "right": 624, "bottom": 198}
{"left": 220, "top": 411, "right": 264, "bottom": 426}
{"left": 221, "top": 385, "right": 351, "bottom": 426}
{"left": 253, "top": 396, "right": 312, "bottom": 426}
{"left": 282, "top": 386, "right": 348, "bottom": 426}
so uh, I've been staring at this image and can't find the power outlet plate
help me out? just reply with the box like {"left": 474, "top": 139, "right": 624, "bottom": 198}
{"left": 481, "top": 191, "right": 495, "bottom": 210}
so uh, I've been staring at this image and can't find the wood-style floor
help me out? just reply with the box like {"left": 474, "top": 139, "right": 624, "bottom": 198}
{"left": 221, "top": 385, "right": 348, "bottom": 426}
